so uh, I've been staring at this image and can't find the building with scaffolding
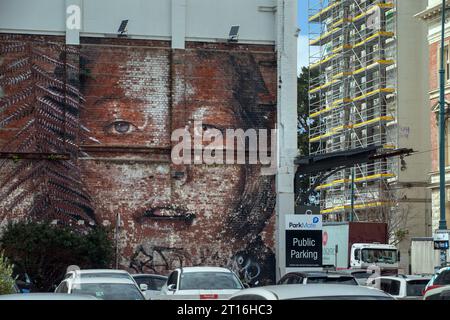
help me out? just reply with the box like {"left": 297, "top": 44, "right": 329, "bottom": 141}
{"left": 308, "top": 0, "right": 432, "bottom": 271}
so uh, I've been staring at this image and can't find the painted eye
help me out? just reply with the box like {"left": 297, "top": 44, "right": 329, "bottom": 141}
{"left": 105, "top": 120, "right": 137, "bottom": 134}
{"left": 202, "top": 123, "right": 225, "bottom": 135}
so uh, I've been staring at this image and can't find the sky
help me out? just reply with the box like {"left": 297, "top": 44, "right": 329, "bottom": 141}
{"left": 297, "top": 0, "right": 309, "bottom": 75}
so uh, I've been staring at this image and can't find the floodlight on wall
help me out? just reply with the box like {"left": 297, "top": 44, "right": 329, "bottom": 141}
{"left": 118, "top": 20, "right": 129, "bottom": 37}
{"left": 228, "top": 25, "right": 240, "bottom": 42}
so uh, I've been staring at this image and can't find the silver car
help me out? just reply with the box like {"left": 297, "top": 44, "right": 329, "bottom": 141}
{"left": 157, "top": 267, "right": 244, "bottom": 300}
{"left": 229, "top": 284, "right": 394, "bottom": 300}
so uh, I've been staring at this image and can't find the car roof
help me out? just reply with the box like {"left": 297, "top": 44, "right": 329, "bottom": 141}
{"left": 69, "top": 269, "right": 131, "bottom": 274}
{"left": 373, "top": 275, "right": 431, "bottom": 281}
{"left": 69, "top": 277, "right": 136, "bottom": 285}
{"left": 0, "top": 293, "right": 98, "bottom": 300}
{"left": 282, "top": 271, "right": 353, "bottom": 277}
{"left": 234, "top": 284, "right": 391, "bottom": 300}
{"left": 178, "top": 267, "right": 233, "bottom": 273}
{"left": 132, "top": 274, "right": 167, "bottom": 279}
{"left": 437, "top": 267, "right": 450, "bottom": 273}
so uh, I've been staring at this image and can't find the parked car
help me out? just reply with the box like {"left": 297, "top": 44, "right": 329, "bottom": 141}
{"left": 157, "top": 267, "right": 244, "bottom": 300}
{"left": 64, "top": 269, "right": 134, "bottom": 281}
{"left": 277, "top": 271, "right": 358, "bottom": 286}
{"left": 366, "top": 275, "right": 431, "bottom": 300}
{"left": 55, "top": 277, "right": 145, "bottom": 300}
{"left": 0, "top": 293, "right": 98, "bottom": 300}
{"left": 423, "top": 267, "right": 450, "bottom": 296}
{"left": 229, "top": 284, "right": 394, "bottom": 300}
{"left": 132, "top": 274, "right": 167, "bottom": 300}
{"left": 342, "top": 269, "right": 375, "bottom": 286}
{"left": 423, "top": 285, "right": 450, "bottom": 300}
{"left": 63, "top": 269, "right": 148, "bottom": 291}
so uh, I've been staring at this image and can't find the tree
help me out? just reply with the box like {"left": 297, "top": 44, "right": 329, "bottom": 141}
{"left": 0, "top": 251, "right": 15, "bottom": 295}
{"left": 296, "top": 67, "right": 320, "bottom": 206}
{"left": 0, "top": 221, "right": 114, "bottom": 292}
{"left": 0, "top": 38, "right": 95, "bottom": 225}
{"left": 297, "top": 66, "right": 310, "bottom": 156}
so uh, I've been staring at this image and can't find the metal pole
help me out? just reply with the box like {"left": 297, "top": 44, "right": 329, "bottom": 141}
{"left": 439, "top": 0, "right": 448, "bottom": 267}
{"left": 350, "top": 167, "right": 355, "bottom": 222}
{"left": 115, "top": 212, "right": 121, "bottom": 269}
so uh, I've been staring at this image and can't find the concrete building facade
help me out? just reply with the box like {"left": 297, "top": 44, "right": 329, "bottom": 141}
{"left": 0, "top": 0, "right": 298, "bottom": 284}
{"left": 417, "top": 0, "right": 450, "bottom": 242}
{"left": 308, "top": 0, "right": 430, "bottom": 271}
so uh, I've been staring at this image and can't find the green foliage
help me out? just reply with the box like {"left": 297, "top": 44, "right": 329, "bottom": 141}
{"left": 296, "top": 67, "right": 320, "bottom": 206}
{"left": 0, "top": 221, "right": 114, "bottom": 292}
{"left": 394, "top": 229, "right": 410, "bottom": 244}
{"left": 0, "top": 251, "right": 15, "bottom": 295}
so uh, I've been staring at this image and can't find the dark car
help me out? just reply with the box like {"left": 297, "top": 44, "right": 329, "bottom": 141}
{"left": 132, "top": 274, "right": 168, "bottom": 299}
{"left": 278, "top": 271, "right": 358, "bottom": 286}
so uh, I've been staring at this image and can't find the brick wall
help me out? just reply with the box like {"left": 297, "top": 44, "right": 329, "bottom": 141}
{"left": 0, "top": 34, "right": 278, "bottom": 285}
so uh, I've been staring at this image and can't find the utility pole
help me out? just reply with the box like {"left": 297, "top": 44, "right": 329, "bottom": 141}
{"left": 439, "top": 0, "right": 448, "bottom": 267}
{"left": 115, "top": 212, "right": 121, "bottom": 269}
{"left": 350, "top": 167, "right": 355, "bottom": 222}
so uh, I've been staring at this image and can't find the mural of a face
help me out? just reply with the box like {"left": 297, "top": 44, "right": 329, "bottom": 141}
{"left": 79, "top": 43, "right": 277, "bottom": 285}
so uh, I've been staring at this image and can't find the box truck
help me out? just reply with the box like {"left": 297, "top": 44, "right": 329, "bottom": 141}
{"left": 323, "top": 222, "right": 399, "bottom": 275}
{"left": 410, "top": 237, "right": 440, "bottom": 275}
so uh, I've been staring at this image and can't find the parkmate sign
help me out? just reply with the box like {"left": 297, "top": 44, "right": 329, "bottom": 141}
{"left": 285, "top": 215, "right": 323, "bottom": 268}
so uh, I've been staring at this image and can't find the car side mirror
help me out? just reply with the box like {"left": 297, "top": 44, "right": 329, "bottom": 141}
{"left": 167, "top": 284, "right": 177, "bottom": 292}
{"left": 139, "top": 284, "right": 148, "bottom": 292}
{"left": 397, "top": 252, "right": 401, "bottom": 261}
{"left": 243, "top": 283, "right": 250, "bottom": 289}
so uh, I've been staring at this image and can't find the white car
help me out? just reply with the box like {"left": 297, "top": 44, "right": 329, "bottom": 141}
{"left": 229, "top": 284, "right": 393, "bottom": 300}
{"left": 62, "top": 269, "right": 150, "bottom": 298}
{"left": 156, "top": 267, "right": 244, "bottom": 300}
{"left": 55, "top": 277, "right": 145, "bottom": 300}
{"left": 366, "top": 275, "right": 431, "bottom": 300}
{"left": 63, "top": 269, "right": 134, "bottom": 282}
{"left": 423, "top": 284, "right": 450, "bottom": 300}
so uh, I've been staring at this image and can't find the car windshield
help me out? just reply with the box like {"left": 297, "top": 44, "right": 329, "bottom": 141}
{"left": 352, "top": 272, "right": 371, "bottom": 279}
{"left": 307, "top": 276, "right": 357, "bottom": 285}
{"left": 71, "top": 283, "right": 144, "bottom": 300}
{"left": 134, "top": 276, "right": 167, "bottom": 291}
{"left": 179, "top": 272, "right": 243, "bottom": 290}
{"left": 406, "top": 280, "right": 429, "bottom": 296}
{"left": 361, "top": 249, "right": 397, "bottom": 264}
{"left": 80, "top": 273, "right": 131, "bottom": 279}
{"left": 434, "top": 270, "right": 450, "bottom": 285}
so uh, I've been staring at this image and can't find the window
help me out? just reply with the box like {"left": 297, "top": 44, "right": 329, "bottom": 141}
{"left": 388, "top": 280, "right": 401, "bottom": 296}
{"left": 439, "top": 45, "right": 450, "bottom": 83}
{"left": 380, "top": 279, "right": 400, "bottom": 296}
{"left": 287, "top": 275, "right": 303, "bottom": 284}
{"left": 406, "top": 280, "right": 429, "bottom": 297}
{"left": 167, "top": 271, "right": 179, "bottom": 288}
{"left": 361, "top": 249, "right": 398, "bottom": 264}
{"left": 179, "top": 272, "right": 243, "bottom": 290}
{"left": 134, "top": 276, "right": 167, "bottom": 291}
{"left": 71, "top": 283, "right": 144, "bottom": 300}
{"left": 55, "top": 281, "right": 68, "bottom": 293}
{"left": 447, "top": 45, "right": 450, "bottom": 82}
{"left": 434, "top": 270, "right": 450, "bottom": 286}
{"left": 354, "top": 249, "right": 361, "bottom": 261}
{"left": 307, "top": 276, "right": 358, "bottom": 285}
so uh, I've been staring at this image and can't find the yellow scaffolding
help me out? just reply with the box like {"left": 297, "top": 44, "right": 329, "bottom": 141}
{"left": 308, "top": 0, "right": 398, "bottom": 221}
